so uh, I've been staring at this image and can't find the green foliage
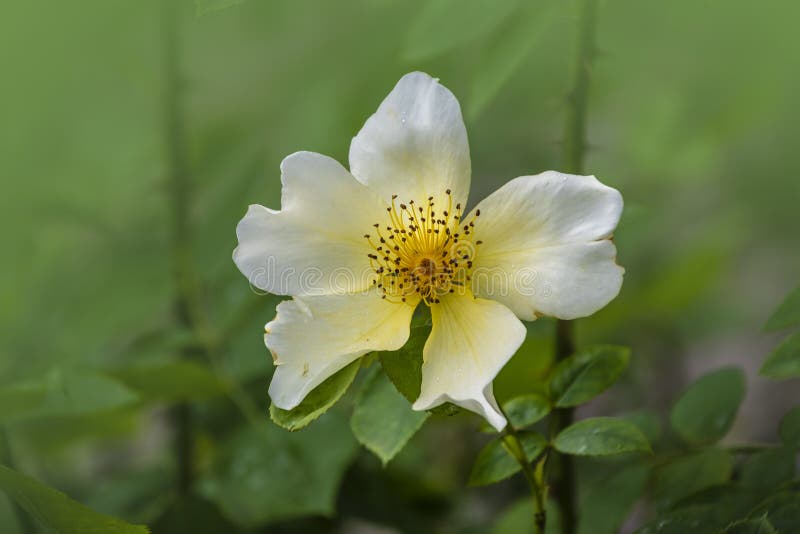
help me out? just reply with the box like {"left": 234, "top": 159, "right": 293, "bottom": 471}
{"left": 492, "top": 498, "right": 561, "bottom": 534}
{"left": 765, "top": 285, "right": 800, "bottom": 331}
{"left": 739, "top": 447, "right": 796, "bottom": 491}
{"left": 722, "top": 516, "right": 778, "bottom": 534}
{"left": 548, "top": 346, "right": 630, "bottom": 407}
{"left": 350, "top": 371, "right": 429, "bottom": 465}
{"left": 468, "top": 432, "right": 546, "bottom": 486}
{"left": 378, "top": 308, "right": 430, "bottom": 402}
{"left": 403, "top": 0, "right": 520, "bottom": 61}
{"left": 747, "top": 492, "right": 800, "bottom": 533}
{"left": 199, "top": 413, "right": 357, "bottom": 526}
{"left": 195, "top": 0, "right": 248, "bottom": 16}
{"left": 270, "top": 359, "right": 361, "bottom": 431}
{"left": 578, "top": 463, "right": 650, "bottom": 534}
{"left": 0, "top": 465, "right": 149, "bottom": 533}
{"left": 554, "top": 417, "right": 651, "bottom": 456}
{"left": 652, "top": 448, "right": 733, "bottom": 510}
{"left": 467, "top": 0, "right": 558, "bottom": 119}
{"left": 110, "top": 360, "right": 229, "bottom": 402}
{"left": 779, "top": 405, "right": 800, "bottom": 447}
{"left": 503, "top": 394, "right": 551, "bottom": 428}
{"left": 760, "top": 331, "right": 800, "bottom": 379}
{"left": 670, "top": 367, "right": 745, "bottom": 445}
{"left": 0, "top": 368, "right": 138, "bottom": 424}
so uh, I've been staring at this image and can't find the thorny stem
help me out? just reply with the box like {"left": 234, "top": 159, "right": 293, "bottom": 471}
{"left": 498, "top": 405, "right": 547, "bottom": 534}
{"left": 163, "top": 0, "right": 200, "bottom": 496}
{"left": 551, "top": 0, "right": 598, "bottom": 533}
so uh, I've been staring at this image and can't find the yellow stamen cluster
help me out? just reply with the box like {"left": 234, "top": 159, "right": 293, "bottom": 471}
{"left": 364, "top": 189, "right": 482, "bottom": 305}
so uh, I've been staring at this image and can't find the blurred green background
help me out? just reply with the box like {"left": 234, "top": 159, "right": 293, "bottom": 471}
{"left": 1, "top": 0, "right": 799, "bottom": 532}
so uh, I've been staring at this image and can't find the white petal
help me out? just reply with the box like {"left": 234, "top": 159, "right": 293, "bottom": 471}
{"left": 412, "top": 293, "right": 526, "bottom": 431}
{"left": 470, "top": 172, "right": 624, "bottom": 320}
{"left": 349, "top": 72, "right": 471, "bottom": 208}
{"left": 267, "top": 291, "right": 417, "bottom": 410}
{"left": 233, "top": 151, "right": 386, "bottom": 296}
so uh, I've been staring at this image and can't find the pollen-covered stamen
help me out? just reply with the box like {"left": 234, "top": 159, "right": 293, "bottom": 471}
{"left": 364, "top": 190, "right": 481, "bottom": 305}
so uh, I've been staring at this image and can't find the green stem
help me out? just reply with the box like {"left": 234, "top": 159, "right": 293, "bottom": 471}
{"left": 498, "top": 405, "right": 547, "bottom": 534}
{"left": 163, "top": 0, "right": 197, "bottom": 496}
{"left": 551, "top": 0, "right": 598, "bottom": 532}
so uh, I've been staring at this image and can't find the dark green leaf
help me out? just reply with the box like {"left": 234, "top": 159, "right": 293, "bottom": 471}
{"left": 554, "top": 417, "right": 651, "bottom": 456}
{"left": 503, "top": 394, "right": 551, "bottom": 428}
{"left": 379, "top": 309, "right": 430, "bottom": 402}
{"left": 0, "top": 465, "right": 149, "bottom": 533}
{"left": 548, "top": 346, "right": 630, "bottom": 407}
{"left": 747, "top": 492, "right": 800, "bottom": 533}
{"left": 403, "top": 0, "right": 520, "bottom": 61}
{"left": 670, "top": 367, "right": 745, "bottom": 445}
{"left": 578, "top": 463, "right": 650, "bottom": 534}
{"left": 110, "top": 360, "right": 229, "bottom": 402}
{"left": 469, "top": 432, "right": 547, "bottom": 486}
{"left": 350, "top": 371, "right": 429, "bottom": 465}
{"left": 740, "top": 447, "right": 796, "bottom": 491}
{"left": 760, "top": 332, "right": 800, "bottom": 379}
{"left": 199, "top": 414, "right": 357, "bottom": 526}
{"left": 653, "top": 448, "right": 733, "bottom": 510}
{"left": 634, "top": 506, "right": 728, "bottom": 534}
{"left": 621, "top": 410, "right": 663, "bottom": 444}
{"left": 722, "top": 516, "right": 777, "bottom": 534}
{"left": 779, "top": 406, "right": 800, "bottom": 447}
{"left": 765, "top": 285, "right": 800, "bottom": 331}
{"left": 270, "top": 359, "right": 360, "bottom": 431}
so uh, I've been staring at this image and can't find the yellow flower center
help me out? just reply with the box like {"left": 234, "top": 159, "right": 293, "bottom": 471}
{"left": 364, "top": 189, "right": 481, "bottom": 305}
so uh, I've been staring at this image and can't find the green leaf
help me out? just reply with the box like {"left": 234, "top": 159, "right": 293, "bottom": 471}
{"left": 469, "top": 432, "right": 547, "bottom": 486}
{"left": 504, "top": 394, "right": 551, "bottom": 428}
{"left": 747, "top": 492, "right": 800, "bottom": 533}
{"left": 765, "top": 285, "right": 800, "bottom": 331}
{"left": 270, "top": 359, "right": 361, "bottom": 431}
{"left": 779, "top": 405, "right": 800, "bottom": 447}
{"left": 653, "top": 448, "right": 733, "bottom": 510}
{"left": 110, "top": 360, "right": 229, "bottom": 402}
{"left": 403, "top": 0, "right": 520, "bottom": 61}
{"left": 350, "top": 371, "right": 429, "bottom": 465}
{"left": 553, "top": 417, "right": 651, "bottom": 456}
{"left": 760, "top": 332, "right": 800, "bottom": 379}
{"left": 467, "top": 0, "right": 559, "bottom": 119}
{"left": 578, "top": 463, "right": 650, "bottom": 534}
{"left": 379, "top": 308, "right": 430, "bottom": 402}
{"left": 670, "top": 367, "right": 745, "bottom": 445}
{"left": 0, "top": 465, "right": 149, "bottom": 533}
{"left": 199, "top": 413, "right": 357, "bottom": 526}
{"left": 621, "top": 410, "right": 663, "bottom": 444}
{"left": 0, "top": 368, "right": 138, "bottom": 423}
{"left": 740, "top": 447, "right": 796, "bottom": 491}
{"left": 492, "top": 498, "right": 561, "bottom": 534}
{"left": 195, "top": 0, "right": 247, "bottom": 16}
{"left": 548, "top": 346, "right": 630, "bottom": 407}
{"left": 634, "top": 506, "right": 728, "bottom": 534}
{"left": 722, "top": 516, "right": 777, "bottom": 534}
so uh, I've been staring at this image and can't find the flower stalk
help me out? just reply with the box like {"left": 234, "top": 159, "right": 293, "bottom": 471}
{"left": 498, "top": 405, "right": 547, "bottom": 534}
{"left": 551, "top": 0, "right": 599, "bottom": 532}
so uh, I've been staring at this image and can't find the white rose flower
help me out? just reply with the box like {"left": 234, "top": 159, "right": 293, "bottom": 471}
{"left": 234, "top": 72, "right": 623, "bottom": 431}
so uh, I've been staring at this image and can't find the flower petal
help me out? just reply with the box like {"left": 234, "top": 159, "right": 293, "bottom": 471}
{"left": 412, "top": 293, "right": 526, "bottom": 431}
{"left": 349, "top": 72, "right": 471, "bottom": 208}
{"left": 470, "top": 172, "right": 624, "bottom": 320}
{"left": 233, "top": 151, "right": 386, "bottom": 296}
{"left": 267, "top": 291, "right": 417, "bottom": 410}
